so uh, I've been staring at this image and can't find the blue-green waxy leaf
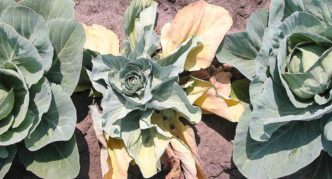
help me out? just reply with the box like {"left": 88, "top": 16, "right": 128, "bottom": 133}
{"left": 128, "top": 25, "right": 159, "bottom": 59}
{"left": 46, "top": 19, "right": 85, "bottom": 95}
{"left": 19, "top": 136, "right": 80, "bottom": 179}
{"left": 123, "top": 0, "right": 155, "bottom": 54}
{"left": 0, "top": 87, "right": 14, "bottom": 121}
{"left": 288, "top": 32, "right": 332, "bottom": 49}
{"left": 150, "top": 83, "right": 201, "bottom": 124}
{"left": 91, "top": 55, "right": 130, "bottom": 89}
{"left": 0, "top": 0, "right": 82, "bottom": 177}
{"left": 19, "top": 0, "right": 75, "bottom": 21}
{"left": 117, "top": 58, "right": 154, "bottom": 103}
{"left": 86, "top": 69, "right": 106, "bottom": 94}
{"left": 324, "top": 116, "right": 332, "bottom": 142}
{"left": 127, "top": 2, "right": 159, "bottom": 59}
{"left": 26, "top": 77, "right": 52, "bottom": 137}
{"left": 304, "top": 0, "right": 332, "bottom": 26}
{"left": 277, "top": 12, "right": 323, "bottom": 37}
{"left": 220, "top": 0, "right": 332, "bottom": 178}
{"left": 150, "top": 62, "right": 177, "bottom": 90}
{"left": 268, "top": 0, "right": 304, "bottom": 26}
{"left": 158, "top": 36, "right": 202, "bottom": 77}
{"left": 0, "top": 145, "right": 16, "bottom": 178}
{"left": 0, "top": 115, "right": 14, "bottom": 136}
{"left": 283, "top": 48, "right": 332, "bottom": 100}
{"left": 249, "top": 78, "right": 332, "bottom": 141}
{"left": 157, "top": 36, "right": 203, "bottom": 77}
{"left": 323, "top": 116, "right": 332, "bottom": 156}
{"left": 0, "top": 110, "right": 34, "bottom": 146}
{"left": 0, "top": 146, "right": 8, "bottom": 158}
{"left": 322, "top": 136, "right": 332, "bottom": 157}
{"left": 101, "top": 88, "right": 134, "bottom": 138}
{"left": 0, "top": 0, "right": 14, "bottom": 15}
{"left": 0, "top": 22, "right": 43, "bottom": 87}
{"left": 268, "top": 12, "right": 324, "bottom": 83}
{"left": 1, "top": 6, "right": 53, "bottom": 72}
{"left": 25, "top": 84, "right": 76, "bottom": 151}
{"left": 0, "top": 66, "right": 29, "bottom": 128}
{"left": 233, "top": 107, "right": 324, "bottom": 179}
{"left": 216, "top": 10, "right": 268, "bottom": 80}
{"left": 268, "top": 0, "right": 332, "bottom": 27}
{"left": 276, "top": 39, "right": 323, "bottom": 109}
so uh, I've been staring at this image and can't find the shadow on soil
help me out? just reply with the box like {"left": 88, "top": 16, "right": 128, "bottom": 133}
{"left": 201, "top": 114, "right": 237, "bottom": 142}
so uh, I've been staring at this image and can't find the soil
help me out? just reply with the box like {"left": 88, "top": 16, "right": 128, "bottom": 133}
{"left": 74, "top": 0, "right": 270, "bottom": 43}
{"left": 5, "top": 0, "right": 270, "bottom": 179}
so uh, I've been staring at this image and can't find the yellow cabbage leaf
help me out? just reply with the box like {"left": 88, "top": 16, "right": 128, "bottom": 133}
{"left": 160, "top": 0, "right": 233, "bottom": 71}
{"left": 83, "top": 24, "right": 120, "bottom": 55}
{"left": 89, "top": 105, "right": 132, "bottom": 179}
{"left": 186, "top": 72, "right": 245, "bottom": 122}
{"left": 152, "top": 111, "right": 207, "bottom": 179}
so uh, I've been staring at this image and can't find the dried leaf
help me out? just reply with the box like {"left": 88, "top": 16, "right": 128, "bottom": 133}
{"left": 170, "top": 138, "right": 197, "bottom": 179}
{"left": 173, "top": 118, "right": 207, "bottom": 179}
{"left": 164, "top": 145, "right": 184, "bottom": 179}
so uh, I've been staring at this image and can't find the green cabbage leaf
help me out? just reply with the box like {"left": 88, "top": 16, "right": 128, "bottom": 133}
{"left": 0, "top": 0, "right": 85, "bottom": 178}
{"left": 217, "top": 0, "right": 332, "bottom": 178}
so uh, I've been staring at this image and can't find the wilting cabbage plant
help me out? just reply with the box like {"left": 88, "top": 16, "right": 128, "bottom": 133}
{"left": 87, "top": 0, "right": 203, "bottom": 178}
{"left": 0, "top": 0, "right": 84, "bottom": 178}
{"left": 217, "top": 0, "right": 332, "bottom": 178}
{"left": 85, "top": 0, "right": 234, "bottom": 178}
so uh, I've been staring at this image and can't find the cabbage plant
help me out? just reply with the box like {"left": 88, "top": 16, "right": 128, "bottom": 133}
{"left": 88, "top": 0, "right": 205, "bottom": 177}
{"left": 0, "top": 0, "right": 84, "bottom": 178}
{"left": 217, "top": 0, "right": 332, "bottom": 178}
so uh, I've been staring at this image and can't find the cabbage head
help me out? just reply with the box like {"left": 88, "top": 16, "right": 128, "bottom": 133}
{"left": 89, "top": 0, "right": 202, "bottom": 177}
{"left": 217, "top": 0, "right": 332, "bottom": 178}
{"left": 0, "top": 0, "right": 84, "bottom": 178}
